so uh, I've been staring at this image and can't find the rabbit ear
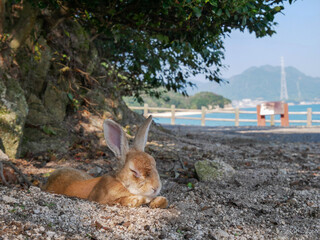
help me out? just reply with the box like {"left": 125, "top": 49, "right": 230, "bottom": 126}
{"left": 103, "top": 119, "right": 129, "bottom": 163}
{"left": 133, "top": 115, "right": 152, "bottom": 152}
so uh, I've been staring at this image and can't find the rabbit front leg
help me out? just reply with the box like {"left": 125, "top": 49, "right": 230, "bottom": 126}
{"left": 149, "top": 196, "right": 168, "bottom": 209}
{"left": 118, "top": 195, "right": 168, "bottom": 208}
{"left": 118, "top": 195, "right": 149, "bottom": 207}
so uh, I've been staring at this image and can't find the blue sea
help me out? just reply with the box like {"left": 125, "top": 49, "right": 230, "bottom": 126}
{"left": 153, "top": 104, "right": 320, "bottom": 127}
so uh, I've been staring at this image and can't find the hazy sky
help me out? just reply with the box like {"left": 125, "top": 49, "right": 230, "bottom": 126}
{"left": 220, "top": 0, "right": 320, "bottom": 79}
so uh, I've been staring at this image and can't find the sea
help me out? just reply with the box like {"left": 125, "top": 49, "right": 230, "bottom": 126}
{"left": 153, "top": 104, "right": 320, "bottom": 127}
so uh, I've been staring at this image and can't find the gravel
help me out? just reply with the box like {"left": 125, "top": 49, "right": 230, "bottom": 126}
{"left": 1, "top": 126, "right": 319, "bottom": 239}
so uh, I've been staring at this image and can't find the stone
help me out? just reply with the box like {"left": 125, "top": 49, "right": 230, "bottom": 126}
{"left": 43, "top": 82, "right": 68, "bottom": 122}
{"left": 17, "top": 37, "right": 52, "bottom": 96}
{"left": 0, "top": 74, "right": 28, "bottom": 158}
{"left": 2, "top": 195, "right": 18, "bottom": 203}
{"left": 215, "top": 229, "right": 230, "bottom": 238}
{"left": 194, "top": 159, "right": 235, "bottom": 182}
{"left": 26, "top": 94, "right": 51, "bottom": 125}
{"left": 0, "top": 149, "right": 9, "bottom": 160}
{"left": 88, "top": 166, "right": 102, "bottom": 177}
{"left": 21, "top": 127, "right": 72, "bottom": 155}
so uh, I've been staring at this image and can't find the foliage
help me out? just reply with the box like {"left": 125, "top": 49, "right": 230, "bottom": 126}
{"left": 5, "top": 0, "right": 295, "bottom": 100}
{"left": 124, "top": 91, "right": 231, "bottom": 109}
{"left": 190, "top": 92, "right": 231, "bottom": 108}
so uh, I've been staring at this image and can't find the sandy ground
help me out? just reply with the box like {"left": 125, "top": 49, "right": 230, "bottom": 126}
{"left": 1, "top": 125, "right": 319, "bottom": 239}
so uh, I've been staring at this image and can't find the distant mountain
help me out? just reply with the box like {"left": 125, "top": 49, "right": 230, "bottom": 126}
{"left": 189, "top": 66, "right": 320, "bottom": 101}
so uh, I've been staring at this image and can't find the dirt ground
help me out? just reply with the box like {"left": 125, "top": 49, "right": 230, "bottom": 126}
{"left": 1, "top": 122, "right": 319, "bottom": 240}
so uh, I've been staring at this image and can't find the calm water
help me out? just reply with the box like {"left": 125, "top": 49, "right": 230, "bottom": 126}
{"left": 153, "top": 104, "right": 320, "bottom": 127}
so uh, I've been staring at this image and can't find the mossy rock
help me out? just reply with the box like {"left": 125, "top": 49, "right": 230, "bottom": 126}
{"left": 0, "top": 75, "right": 28, "bottom": 158}
{"left": 195, "top": 159, "right": 235, "bottom": 182}
{"left": 26, "top": 94, "right": 52, "bottom": 125}
{"left": 21, "top": 126, "right": 73, "bottom": 156}
{"left": 86, "top": 46, "right": 99, "bottom": 75}
{"left": 17, "top": 37, "right": 52, "bottom": 96}
{"left": 43, "top": 82, "right": 69, "bottom": 122}
{"left": 71, "top": 21, "right": 90, "bottom": 53}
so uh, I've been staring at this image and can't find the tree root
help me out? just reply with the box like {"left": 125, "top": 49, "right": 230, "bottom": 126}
{"left": 0, "top": 160, "right": 32, "bottom": 188}
{"left": 0, "top": 161, "right": 9, "bottom": 186}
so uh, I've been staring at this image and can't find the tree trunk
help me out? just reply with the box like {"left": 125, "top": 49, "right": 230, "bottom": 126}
{"left": 9, "top": 2, "right": 38, "bottom": 50}
{"left": 0, "top": 0, "right": 5, "bottom": 34}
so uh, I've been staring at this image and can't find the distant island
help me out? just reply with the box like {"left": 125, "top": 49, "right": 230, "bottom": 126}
{"left": 124, "top": 91, "right": 231, "bottom": 109}
{"left": 125, "top": 66, "right": 320, "bottom": 110}
{"left": 188, "top": 65, "right": 320, "bottom": 102}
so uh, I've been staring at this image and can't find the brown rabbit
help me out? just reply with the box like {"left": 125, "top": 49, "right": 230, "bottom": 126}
{"left": 43, "top": 116, "right": 168, "bottom": 208}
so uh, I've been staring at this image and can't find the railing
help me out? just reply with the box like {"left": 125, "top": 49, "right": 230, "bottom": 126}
{"left": 129, "top": 104, "right": 320, "bottom": 127}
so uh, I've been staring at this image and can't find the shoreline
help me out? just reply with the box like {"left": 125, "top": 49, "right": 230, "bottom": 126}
{"left": 150, "top": 111, "right": 202, "bottom": 117}
{"left": 150, "top": 107, "right": 235, "bottom": 117}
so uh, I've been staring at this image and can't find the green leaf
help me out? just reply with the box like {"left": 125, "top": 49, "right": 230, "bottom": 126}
{"left": 225, "top": 9, "right": 230, "bottom": 18}
{"left": 67, "top": 93, "right": 73, "bottom": 100}
{"left": 217, "top": 9, "right": 222, "bottom": 17}
{"left": 101, "top": 62, "right": 108, "bottom": 69}
{"left": 193, "top": 7, "right": 202, "bottom": 18}
{"left": 42, "top": 126, "right": 57, "bottom": 136}
{"left": 43, "top": 172, "right": 51, "bottom": 178}
{"left": 241, "top": 17, "right": 247, "bottom": 26}
{"left": 274, "top": 6, "right": 283, "bottom": 12}
{"left": 208, "top": 0, "right": 218, "bottom": 7}
{"left": 155, "top": 34, "right": 169, "bottom": 44}
{"left": 64, "top": 30, "right": 70, "bottom": 38}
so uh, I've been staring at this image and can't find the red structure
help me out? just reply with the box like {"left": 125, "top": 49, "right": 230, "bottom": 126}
{"left": 257, "top": 102, "right": 289, "bottom": 127}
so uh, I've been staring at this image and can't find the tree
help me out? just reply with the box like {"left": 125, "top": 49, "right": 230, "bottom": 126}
{"left": 190, "top": 92, "right": 231, "bottom": 109}
{"left": 1, "top": 0, "right": 296, "bottom": 100}
{"left": 0, "top": 0, "right": 296, "bottom": 157}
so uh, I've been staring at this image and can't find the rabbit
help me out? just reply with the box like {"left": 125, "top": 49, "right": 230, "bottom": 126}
{"left": 43, "top": 116, "right": 168, "bottom": 208}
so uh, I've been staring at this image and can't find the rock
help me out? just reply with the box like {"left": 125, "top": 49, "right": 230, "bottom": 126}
{"left": 21, "top": 127, "right": 72, "bottom": 155}
{"left": 33, "top": 208, "right": 41, "bottom": 214}
{"left": 0, "top": 149, "right": 9, "bottom": 160}
{"left": 2, "top": 195, "right": 18, "bottom": 203}
{"left": 194, "top": 159, "right": 235, "bottom": 182}
{"left": 0, "top": 74, "right": 28, "bottom": 158}
{"left": 26, "top": 94, "right": 51, "bottom": 125}
{"left": 214, "top": 229, "right": 230, "bottom": 238}
{"left": 88, "top": 166, "right": 102, "bottom": 177}
{"left": 46, "top": 231, "right": 56, "bottom": 239}
{"left": 43, "top": 82, "right": 68, "bottom": 122}
{"left": 17, "top": 36, "right": 52, "bottom": 96}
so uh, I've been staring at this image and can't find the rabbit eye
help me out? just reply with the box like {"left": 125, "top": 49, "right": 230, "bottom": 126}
{"left": 130, "top": 169, "right": 141, "bottom": 178}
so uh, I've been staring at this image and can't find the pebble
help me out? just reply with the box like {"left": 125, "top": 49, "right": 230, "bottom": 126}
{"left": 2, "top": 195, "right": 17, "bottom": 203}
{"left": 279, "top": 169, "right": 287, "bottom": 175}
{"left": 46, "top": 231, "right": 56, "bottom": 239}
{"left": 215, "top": 229, "right": 229, "bottom": 238}
{"left": 33, "top": 208, "right": 40, "bottom": 214}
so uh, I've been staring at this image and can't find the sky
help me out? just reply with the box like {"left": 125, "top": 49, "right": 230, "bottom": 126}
{"left": 219, "top": 0, "right": 320, "bottom": 79}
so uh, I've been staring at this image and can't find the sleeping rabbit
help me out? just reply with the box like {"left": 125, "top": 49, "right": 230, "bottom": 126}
{"left": 43, "top": 116, "right": 168, "bottom": 208}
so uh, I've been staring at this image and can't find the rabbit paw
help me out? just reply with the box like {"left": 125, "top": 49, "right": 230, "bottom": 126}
{"left": 149, "top": 196, "right": 168, "bottom": 209}
{"left": 122, "top": 196, "right": 147, "bottom": 207}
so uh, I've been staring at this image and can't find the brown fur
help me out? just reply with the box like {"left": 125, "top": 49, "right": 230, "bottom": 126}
{"left": 43, "top": 117, "right": 168, "bottom": 209}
